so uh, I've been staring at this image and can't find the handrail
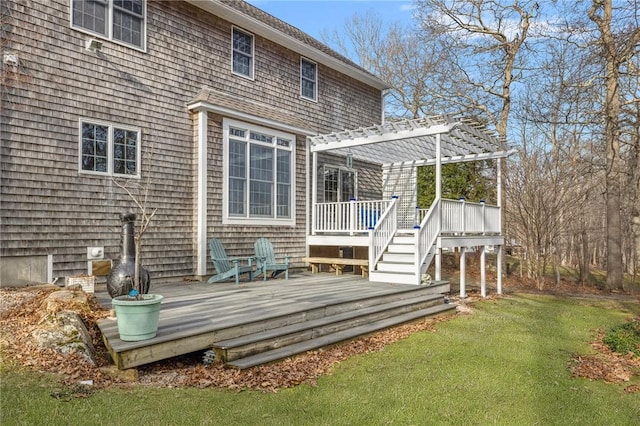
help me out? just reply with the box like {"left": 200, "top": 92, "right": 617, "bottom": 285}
{"left": 414, "top": 197, "right": 441, "bottom": 280}
{"left": 368, "top": 197, "right": 399, "bottom": 268}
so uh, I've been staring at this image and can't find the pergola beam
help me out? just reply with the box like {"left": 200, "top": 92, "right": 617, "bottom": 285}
{"left": 382, "top": 149, "right": 517, "bottom": 169}
{"left": 310, "top": 124, "right": 453, "bottom": 153}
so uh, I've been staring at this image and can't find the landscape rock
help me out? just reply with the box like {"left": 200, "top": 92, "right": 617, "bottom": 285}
{"left": 31, "top": 291, "right": 97, "bottom": 365}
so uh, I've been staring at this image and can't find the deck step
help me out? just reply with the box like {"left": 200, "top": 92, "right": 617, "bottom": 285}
{"left": 226, "top": 303, "right": 456, "bottom": 369}
{"left": 213, "top": 293, "right": 444, "bottom": 362}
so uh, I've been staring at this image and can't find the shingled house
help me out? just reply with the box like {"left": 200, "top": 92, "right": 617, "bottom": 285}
{"left": 1, "top": 0, "right": 388, "bottom": 285}
{"left": 2, "top": 0, "right": 511, "bottom": 292}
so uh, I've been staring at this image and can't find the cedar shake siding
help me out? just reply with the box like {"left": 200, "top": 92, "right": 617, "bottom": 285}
{"left": 0, "top": 0, "right": 384, "bottom": 283}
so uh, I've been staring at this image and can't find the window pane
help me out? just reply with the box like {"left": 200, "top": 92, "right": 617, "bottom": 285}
{"left": 229, "top": 140, "right": 246, "bottom": 178}
{"left": 81, "top": 122, "right": 108, "bottom": 173}
{"left": 229, "top": 178, "right": 246, "bottom": 216}
{"left": 276, "top": 150, "right": 290, "bottom": 218}
{"left": 250, "top": 181, "right": 272, "bottom": 217}
{"left": 233, "top": 53, "right": 251, "bottom": 76}
{"left": 113, "top": 128, "right": 138, "bottom": 176}
{"left": 250, "top": 145, "right": 273, "bottom": 181}
{"left": 249, "top": 145, "right": 273, "bottom": 217}
{"left": 301, "top": 60, "right": 316, "bottom": 80}
{"left": 72, "top": 0, "right": 108, "bottom": 36}
{"left": 277, "top": 183, "right": 290, "bottom": 218}
{"left": 302, "top": 80, "right": 316, "bottom": 100}
{"left": 229, "top": 140, "right": 246, "bottom": 216}
{"left": 233, "top": 29, "right": 252, "bottom": 54}
{"left": 113, "top": 9, "right": 143, "bottom": 47}
{"left": 232, "top": 28, "right": 252, "bottom": 77}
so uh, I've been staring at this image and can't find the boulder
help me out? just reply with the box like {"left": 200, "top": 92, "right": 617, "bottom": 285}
{"left": 31, "top": 290, "right": 97, "bottom": 365}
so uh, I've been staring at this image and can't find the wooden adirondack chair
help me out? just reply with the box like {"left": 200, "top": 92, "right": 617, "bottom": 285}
{"left": 208, "top": 238, "right": 254, "bottom": 285}
{"left": 254, "top": 238, "right": 289, "bottom": 281}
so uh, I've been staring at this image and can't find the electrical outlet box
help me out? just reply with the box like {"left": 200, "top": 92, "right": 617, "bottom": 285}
{"left": 87, "top": 246, "right": 104, "bottom": 260}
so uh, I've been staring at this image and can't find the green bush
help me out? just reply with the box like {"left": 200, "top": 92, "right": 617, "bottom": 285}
{"left": 603, "top": 321, "right": 640, "bottom": 356}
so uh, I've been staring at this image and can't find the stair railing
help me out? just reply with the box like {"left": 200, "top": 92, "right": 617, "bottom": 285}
{"left": 414, "top": 197, "right": 441, "bottom": 282}
{"left": 368, "top": 196, "right": 399, "bottom": 269}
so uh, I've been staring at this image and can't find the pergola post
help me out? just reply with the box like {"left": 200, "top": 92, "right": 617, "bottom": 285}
{"left": 435, "top": 132, "right": 442, "bottom": 282}
{"left": 480, "top": 246, "right": 486, "bottom": 297}
{"left": 496, "top": 158, "right": 503, "bottom": 294}
{"left": 459, "top": 246, "right": 466, "bottom": 298}
{"left": 311, "top": 151, "right": 318, "bottom": 236}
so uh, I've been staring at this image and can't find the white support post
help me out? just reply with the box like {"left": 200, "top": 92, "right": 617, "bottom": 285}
{"left": 311, "top": 151, "right": 318, "bottom": 235}
{"left": 349, "top": 198, "right": 356, "bottom": 236}
{"left": 459, "top": 247, "right": 466, "bottom": 298}
{"left": 480, "top": 246, "right": 486, "bottom": 298}
{"left": 196, "top": 110, "right": 208, "bottom": 277}
{"left": 435, "top": 247, "right": 442, "bottom": 281}
{"left": 435, "top": 133, "right": 442, "bottom": 200}
{"left": 497, "top": 245, "right": 503, "bottom": 294}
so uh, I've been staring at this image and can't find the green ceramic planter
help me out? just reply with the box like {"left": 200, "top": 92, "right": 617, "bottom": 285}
{"left": 112, "top": 294, "right": 164, "bottom": 341}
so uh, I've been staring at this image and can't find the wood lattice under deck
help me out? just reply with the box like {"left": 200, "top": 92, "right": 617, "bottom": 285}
{"left": 96, "top": 271, "right": 453, "bottom": 370}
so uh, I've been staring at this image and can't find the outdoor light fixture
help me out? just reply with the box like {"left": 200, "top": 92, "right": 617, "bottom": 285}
{"left": 346, "top": 153, "right": 353, "bottom": 169}
{"left": 85, "top": 38, "right": 103, "bottom": 51}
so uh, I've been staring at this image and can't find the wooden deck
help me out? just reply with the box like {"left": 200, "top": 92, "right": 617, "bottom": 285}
{"left": 97, "top": 271, "right": 453, "bottom": 370}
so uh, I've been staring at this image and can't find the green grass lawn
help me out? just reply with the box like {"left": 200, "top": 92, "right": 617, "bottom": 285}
{"left": 2, "top": 294, "right": 639, "bottom": 426}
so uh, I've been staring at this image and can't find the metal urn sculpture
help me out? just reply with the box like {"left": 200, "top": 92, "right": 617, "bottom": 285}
{"left": 107, "top": 212, "right": 150, "bottom": 298}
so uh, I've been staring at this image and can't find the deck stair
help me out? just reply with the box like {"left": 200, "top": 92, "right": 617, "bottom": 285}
{"left": 369, "top": 231, "right": 437, "bottom": 285}
{"left": 214, "top": 282, "right": 452, "bottom": 369}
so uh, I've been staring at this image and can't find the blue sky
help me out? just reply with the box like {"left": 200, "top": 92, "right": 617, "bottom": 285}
{"left": 247, "top": 0, "right": 415, "bottom": 41}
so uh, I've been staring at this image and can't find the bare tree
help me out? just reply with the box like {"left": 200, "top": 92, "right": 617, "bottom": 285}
{"left": 113, "top": 143, "right": 157, "bottom": 294}
{"left": 588, "top": 0, "right": 640, "bottom": 290}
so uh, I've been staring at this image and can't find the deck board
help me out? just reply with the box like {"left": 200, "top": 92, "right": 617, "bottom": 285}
{"left": 96, "top": 271, "right": 440, "bottom": 368}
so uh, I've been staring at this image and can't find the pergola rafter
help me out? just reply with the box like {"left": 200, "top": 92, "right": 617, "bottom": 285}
{"left": 308, "top": 115, "right": 515, "bottom": 167}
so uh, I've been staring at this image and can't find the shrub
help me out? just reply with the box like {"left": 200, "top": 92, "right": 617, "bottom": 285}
{"left": 602, "top": 321, "right": 640, "bottom": 356}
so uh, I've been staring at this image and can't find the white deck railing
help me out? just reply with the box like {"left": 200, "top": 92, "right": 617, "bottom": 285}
{"left": 313, "top": 199, "right": 393, "bottom": 235}
{"left": 368, "top": 197, "right": 399, "bottom": 267}
{"left": 314, "top": 198, "right": 500, "bottom": 236}
{"left": 440, "top": 199, "right": 500, "bottom": 234}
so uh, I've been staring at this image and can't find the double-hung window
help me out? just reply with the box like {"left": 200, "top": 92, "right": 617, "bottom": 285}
{"left": 232, "top": 27, "right": 254, "bottom": 79}
{"left": 301, "top": 57, "right": 317, "bottom": 101}
{"left": 79, "top": 120, "right": 141, "bottom": 178}
{"left": 71, "top": 0, "right": 146, "bottom": 50}
{"left": 224, "top": 119, "right": 295, "bottom": 225}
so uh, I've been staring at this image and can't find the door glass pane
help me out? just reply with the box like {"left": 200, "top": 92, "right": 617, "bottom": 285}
{"left": 324, "top": 167, "right": 338, "bottom": 202}
{"left": 341, "top": 170, "right": 355, "bottom": 201}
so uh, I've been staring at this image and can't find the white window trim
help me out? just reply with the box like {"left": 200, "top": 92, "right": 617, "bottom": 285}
{"left": 78, "top": 118, "right": 142, "bottom": 179}
{"left": 69, "top": 0, "right": 147, "bottom": 52}
{"left": 231, "top": 26, "right": 255, "bottom": 80}
{"left": 223, "top": 118, "right": 296, "bottom": 226}
{"left": 300, "top": 57, "right": 318, "bottom": 102}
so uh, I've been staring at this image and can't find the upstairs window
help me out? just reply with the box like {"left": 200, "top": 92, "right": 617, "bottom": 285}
{"left": 301, "top": 57, "right": 317, "bottom": 101}
{"left": 232, "top": 27, "right": 254, "bottom": 79}
{"left": 79, "top": 120, "right": 141, "bottom": 178}
{"left": 224, "top": 119, "right": 295, "bottom": 225}
{"left": 71, "top": 0, "right": 145, "bottom": 50}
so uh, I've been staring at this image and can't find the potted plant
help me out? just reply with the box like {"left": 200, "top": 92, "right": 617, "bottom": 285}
{"left": 107, "top": 160, "right": 162, "bottom": 341}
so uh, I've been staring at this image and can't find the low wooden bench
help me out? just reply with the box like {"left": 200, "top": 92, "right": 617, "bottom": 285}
{"left": 301, "top": 257, "right": 369, "bottom": 277}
